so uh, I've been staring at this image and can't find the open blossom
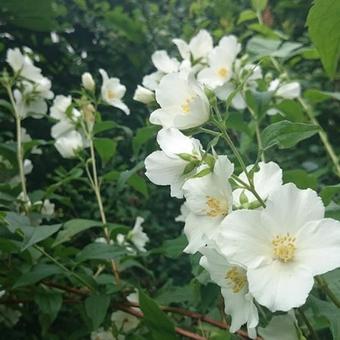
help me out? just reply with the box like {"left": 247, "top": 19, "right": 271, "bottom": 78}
{"left": 173, "top": 29, "right": 213, "bottom": 62}
{"left": 41, "top": 199, "right": 55, "bottom": 217}
{"left": 268, "top": 79, "right": 301, "bottom": 99}
{"left": 99, "top": 69, "right": 130, "bottom": 115}
{"left": 91, "top": 328, "right": 114, "bottom": 340}
{"left": 54, "top": 130, "right": 84, "bottom": 158}
{"left": 233, "top": 162, "right": 282, "bottom": 208}
{"left": 133, "top": 85, "right": 154, "bottom": 104}
{"left": 6, "top": 48, "right": 43, "bottom": 82}
{"left": 182, "top": 156, "right": 234, "bottom": 253}
{"left": 216, "top": 183, "right": 340, "bottom": 312}
{"left": 128, "top": 217, "right": 149, "bottom": 252}
{"left": 200, "top": 247, "right": 258, "bottom": 339}
{"left": 151, "top": 50, "right": 180, "bottom": 74}
{"left": 145, "top": 128, "right": 203, "bottom": 198}
{"left": 150, "top": 73, "right": 210, "bottom": 129}
{"left": 198, "top": 35, "right": 241, "bottom": 89}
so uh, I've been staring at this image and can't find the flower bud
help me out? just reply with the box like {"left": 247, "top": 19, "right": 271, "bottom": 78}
{"left": 133, "top": 85, "right": 154, "bottom": 104}
{"left": 82, "top": 103, "right": 96, "bottom": 131}
{"left": 81, "top": 72, "right": 95, "bottom": 91}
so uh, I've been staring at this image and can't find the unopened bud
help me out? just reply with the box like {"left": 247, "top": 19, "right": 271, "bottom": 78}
{"left": 81, "top": 72, "right": 95, "bottom": 91}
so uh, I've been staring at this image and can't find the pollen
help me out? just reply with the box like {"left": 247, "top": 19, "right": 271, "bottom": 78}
{"left": 217, "top": 67, "right": 228, "bottom": 78}
{"left": 272, "top": 233, "right": 296, "bottom": 262}
{"left": 226, "top": 267, "right": 247, "bottom": 293}
{"left": 206, "top": 196, "right": 228, "bottom": 217}
{"left": 181, "top": 100, "right": 190, "bottom": 113}
{"left": 107, "top": 89, "right": 116, "bottom": 100}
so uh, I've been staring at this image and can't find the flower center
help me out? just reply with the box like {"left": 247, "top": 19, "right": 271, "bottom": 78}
{"left": 272, "top": 233, "right": 296, "bottom": 262}
{"left": 206, "top": 196, "right": 228, "bottom": 217}
{"left": 107, "top": 89, "right": 117, "bottom": 100}
{"left": 225, "top": 266, "right": 247, "bottom": 293}
{"left": 181, "top": 96, "right": 195, "bottom": 113}
{"left": 217, "top": 67, "right": 228, "bottom": 78}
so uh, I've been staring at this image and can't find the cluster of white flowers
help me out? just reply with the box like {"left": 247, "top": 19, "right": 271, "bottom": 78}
{"left": 50, "top": 70, "right": 129, "bottom": 159}
{"left": 6, "top": 48, "right": 54, "bottom": 119}
{"left": 142, "top": 30, "right": 340, "bottom": 338}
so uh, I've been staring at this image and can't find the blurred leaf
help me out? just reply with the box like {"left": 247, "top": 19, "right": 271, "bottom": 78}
{"left": 321, "top": 185, "right": 340, "bottom": 206}
{"left": 237, "top": 9, "right": 257, "bottom": 24}
{"left": 245, "top": 89, "right": 273, "bottom": 120}
{"left": 161, "top": 235, "right": 187, "bottom": 259}
{"left": 21, "top": 224, "right": 62, "bottom": 250}
{"left": 93, "top": 121, "right": 116, "bottom": 135}
{"left": 76, "top": 243, "right": 125, "bottom": 263}
{"left": 304, "top": 89, "right": 340, "bottom": 104}
{"left": 85, "top": 294, "right": 110, "bottom": 330}
{"left": 94, "top": 138, "right": 117, "bottom": 165}
{"left": 251, "top": 0, "right": 267, "bottom": 12}
{"left": 117, "top": 162, "right": 145, "bottom": 191}
{"left": 262, "top": 120, "right": 319, "bottom": 150}
{"left": 307, "top": 0, "right": 340, "bottom": 78}
{"left": 139, "top": 290, "right": 178, "bottom": 340}
{"left": 35, "top": 290, "right": 63, "bottom": 323}
{"left": 14, "top": 264, "right": 62, "bottom": 288}
{"left": 133, "top": 126, "right": 159, "bottom": 155}
{"left": 53, "top": 219, "right": 102, "bottom": 247}
{"left": 275, "top": 100, "right": 305, "bottom": 122}
{"left": 0, "top": 0, "right": 57, "bottom": 31}
{"left": 283, "top": 169, "right": 317, "bottom": 190}
{"left": 127, "top": 174, "right": 149, "bottom": 198}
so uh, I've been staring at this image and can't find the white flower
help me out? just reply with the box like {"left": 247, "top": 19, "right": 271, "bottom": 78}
{"left": 54, "top": 130, "right": 84, "bottom": 158}
{"left": 133, "top": 85, "right": 154, "bottom": 104}
{"left": 182, "top": 156, "right": 234, "bottom": 253}
{"left": 216, "top": 183, "right": 340, "bottom": 312}
{"left": 150, "top": 73, "right": 210, "bottom": 129}
{"left": 258, "top": 312, "right": 298, "bottom": 340}
{"left": 151, "top": 50, "right": 180, "bottom": 74}
{"left": 99, "top": 69, "right": 130, "bottom": 115}
{"left": 6, "top": 48, "right": 43, "bottom": 82}
{"left": 269, "top": 79, "right": 301, "bottom": 99}
{"left": 21, "top": 128, "right": 41, "bottom": 154}
{"left": 145, "top": 128, "right": 203, "bottom": 198}
{"left": 82, "top": 72, "right": 95, "bottom": 91}
{"left": 200, "top": 247, "right": 258, "bottom": 338}
{"left": 111, "top": 311, "right": 139, "bottom": 333}
{"left": 142, "top": 71, "right": 163, "bottom": 91}
{"left": 50, "top": 95, "right": 72, "bottom": 120}
{"left": 24, "top": 159, "right": 33, "bottom": 175}
{"left": 91, "top": 328, "right": 114, "bottom": 340}
{"left": 41, "top": 199, "right": 55, "bottom": 217}
{"left": 173, "top": 29, "right": 213, "bottom": 62}
{"left": 233, "top": 162, "right": 282, "bottom": 208}
{"left": 13, "top": 89, "right": 48, "bottom": 119}
{"left": 128, "top": 217, "right": 149, "bottom": 252}
{"left": 198, "top": 35, "right": 241, "bottom": 89}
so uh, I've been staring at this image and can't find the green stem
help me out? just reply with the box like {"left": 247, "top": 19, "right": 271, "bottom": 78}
{"left": 6, "top": 85, "right": 29, "bottom": 208}
{"left": 269, "top": 57, "right": 340, "bottom": 177}
{"left": 315, "top": 276, "right": 340, "bottom": 308}
{"left": 255, "top": 121, "right": 265, "bottom": 162}
{"left": 88, "top": 138, "right": 121, "bottom": 285}
{"left": 297, "top": 308, "right": 319, "bottom": 340}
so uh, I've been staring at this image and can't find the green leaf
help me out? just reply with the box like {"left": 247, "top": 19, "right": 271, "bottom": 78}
{"left": 127, "top": 174, "right": 149, "bottom": 198}
{"left": 139, "top": 290, "right": 178, "bottom": 340}
{"left": 133, "top": 126, "right": 159, "bottom": 155}
{"left": 262, "top": 120, "right": 319, "bottom": 150}
{"left": 21, "top": 224, "right": 62, "bottom": 250}
{"left": 320, "top": 184, "right": 340, "bottom": 206}
{"left": 237, "top": 9, "right": 257, "bottom": 24}
{"left": 283, "top": 169, "right": 318, "bottom": 190}
{"left": 117, "top": 162, "right": 145, "bottom": 192}
{"left": 251, "top": 0, "right": 267, "bottom": 12}
{"left": 304, "top": 89, "right": 340, "bottom": 104}
{"left": 13, "top": 264, "right": 62, "bottom": 288}
{"left": 245, "top": 89, "right": 273, "bottom": 120}
{"left": 76, "top": 243, "right": 125, "bottom": 263}
{"left": 161, "top": 235, "right": 187, "bottom": 259}
{"left": 35, "top": 290, "right": 63, "bottom": 323}
{"left": 307, "top": 0, "right": 340, "bottom": 78}
{"left": 85, "top": 294, "right": 111, "bottom": 330}
{"left": 93, "top": 121, "right": 116, "bottom": 135}
{"left": 94, "top": 138, "right": 117, "bottom": 165}
{"left": 53, "top": 219, "right": 102, "bottom": 247}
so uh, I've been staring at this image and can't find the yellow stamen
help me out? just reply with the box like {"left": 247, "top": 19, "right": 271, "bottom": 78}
{"left": 226, "top": 267, "right": 247, "bottom": 293}
{"left": 217, "top": 67, "right": 228, "bottom": 78}
{"left": 272, "top": 233, "right": 296, "bottom": 262}
{"left": 107, "top": 89, "right": 116, "bottom": 100}
{"left": 206, "top": 196, "right": 228, "bottom": 217}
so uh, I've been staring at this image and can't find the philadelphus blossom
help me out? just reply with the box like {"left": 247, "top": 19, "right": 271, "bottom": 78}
{"left": 151, "top": 50, "right": 180, "bottom": 74}
{"left": 82, "top": 72, "right": 95, "bottom": 91}
{"left": 145, "top": 128, "right": 203, "bottom": 198}
{"left": 268, "top": 79, "right": 301, "bottom": 99}
{"left": 200, "top": 247, "right": 259, "bottom": 339}
{"left": 21, "top": 128, "right": 42, "bottom": 154}
{"left": 197, "top": 35, "right": 241, "bottom": 89}
{"left": 127, "top": 217, "right": 149, "bottom": 252}
{"left": 150, "top": 73, "right": 209, "bottom": 129}
{"left": 182, "top": 156, "right": 234, "bottom": 253}
{"left": 54, "top": 130, "right": 84, "bottom": 159}
{"left": 90, "top": 328, "right": 114, "bottom": 340}
{"left": 133, "top": 85, "right": 154, "bottom": 104}
{"left": 233, "top": 161, "right": 282, "bottom": 208}
{"left": 99, "top": 69, "right": 130, "bottom": 115}
{"left": 172, "top": 29, "right": 213, "bottom": 62}
{"left": 216, "top": 183, "right": 340, "bottom": 312}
